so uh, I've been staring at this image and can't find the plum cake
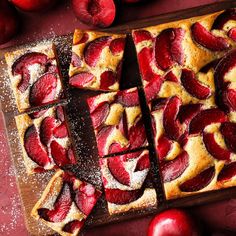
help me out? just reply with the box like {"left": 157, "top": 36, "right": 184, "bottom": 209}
{"left": 15, "top": 105, "right": 76, "bottom": 174}
{"left": 31, "top": 170, "right": 101, "bottom": 236}
{"left": 87, "top": 87, "right": 148, "bottom": 157}
{"left": 5, "top": 42, "right": 64, "bottom": 112}
{"left": 99, "top": 150, "right": 157, "bottom": 215}
{"left": 69, "top": 29, "right": 126, "bottom": 91}
{"left": 133, "top": 9, "right": 236, "bottom": 199}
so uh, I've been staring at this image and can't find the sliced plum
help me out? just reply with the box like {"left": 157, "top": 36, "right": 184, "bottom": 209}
{"left": 38, "top": 182, "right": 72, "bottom": 222}
{"left": 151, "top": 98, "right": 168, "bottom": 112}
{"left": 56, "top": 106, "right": 65, "bottom": 122}
{"left": 24, "top": 125, "right": 51, "bottom": 167}
{"left": 214, "top": 49, "right": 236, "bottom": 88}
{"left": 180, "top": 69, "right": 211, "bottom": 99}
{"left": 212, "top": 9, "right": 236, "bottom": 30}
{"left": 191, "top": 22, "right": 229, "bottom": 51}
{"left": 135, "top": 153, "right": 150, "bottom": 171}
{"left": 129, "top": 118, "right": 147, "bottom": 149}
{"left": 155, "top": 28, "right": 185, "bottom": 70}
{"left": 117, "top": 89, "right": 139, "bottom": 107}
{"left": 50, "top": 141, "right": 73, "bottom": 167}
{"left": 109, "top": 38, "right": 125, "bottom": 55}
{"left": 97, "top": 126, "right": 114, "bottom": 156}
{"left": 220, "top": 122, "right": 236, "bottom": 153}
{"left": 84, "top": 36, "right": 111, "bottom": 67}
{"left": 107, "top": 156, "right": 130, "bottom": 186}
{"left": 71, "top": 52, "right": 82, "bottom": 68}
{"left": 214, "top": 50, "right": 236, "bottom": 112}
{"left": 218, "top": 162, "right": 236, "bottom": 182}
{"left": 29, "top": 73, "right": 57, "bottom": 107}
{"left": 69, "top": 72, "right": 95, "bottom": 88}
{"left": 63, "top": 220, "right": 85, "bottom": 234}
{"left": 163, "top": 96, "right": 183, "bottom": 141}
{"left": 74, "top": 32, "right": 89, "bottom": 45}
{"left": 144, "top": 77, "right": 164, "bottom": 103}
{"left": 179, "top": 166, "right": 215, "bottom": 192}
{"left": 90, "top": 102, "right": 109, "bottom": 129}
{"left": 100, "top": 70, "right": 117, "bottom": 90}
{"left": 72, "top": 0, "right": 116, "bottom": 28}
{"left": 156, "top": 135, "right": 172, "bottom": 161}
{"left": 12, "top": 52, "right": 48, "bottom": 92}
{"left": 177, "top": 104, "right": 202, "bottom": 124}
{"left": 189, "top": 108, "right": 228, "bottom": 135}
{"left": 164, "top": 70, "right": 179, "bottom": 82}
{"left": 138, "top": 47, "right": 160, "bottom": 82}
{"left": 75, "top": 182, "right": 100, "bottom": 216}
{"left": 161, "top": 151, "right": 189, "bottom": 182}
{"left": 53, "top": 122, "right": 68, "bottom": 139}
{"left": 228, "top": 28, "right": 236, "bottom": 41}
{"left": 40, "top": 117, "right": 57, "bottom": 145}
{"left": 203, "top": 132, "right": 231, "bottom": 161}
{"left": 222, "top": 87, "right": 236, "bottom": 112}
{"left": 133, "top": 30, "right": 153, "bottom": 44}
{"left": 105, "top": 188, "right": 143, "bottom": 205}
{"left": 87, "top": 97, "right": 100, "bottom": 113}
{"left": 118, "top": 111, "right": 128, "bottom": 140}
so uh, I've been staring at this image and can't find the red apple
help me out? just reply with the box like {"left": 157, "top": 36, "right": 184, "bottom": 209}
{"left": 9, "top": 0, "right": 57, "bottom": 12}
{"left": 0, "top": 0, "right": 19, "bottom": 45}
{"left": 148, "top": 209, "right": 201, "bottom": 236}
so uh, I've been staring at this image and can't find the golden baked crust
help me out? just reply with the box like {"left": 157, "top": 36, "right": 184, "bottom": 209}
{"left": 99, "top": 150, "right": 157, "bottom": 215}
{"left": 5, "top": 42, "right": 63, "bottom": 112}
{"left": 132, "top": 9, "right": 236, "bottom": 200}
{"left": 69, "top": 29, "right": 126, "bottom": 91}
{"left": 31, "top": 170, "right": 101, "bottom": 236}
{"left": 15, "top": 105, "right": 76, "bottom": 175}
{"left": 87, "top": 87, "right": 148, "bottom": 157}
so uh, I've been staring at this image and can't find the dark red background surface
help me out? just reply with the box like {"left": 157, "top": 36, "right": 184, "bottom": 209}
{"left": 1, "top": 0, "right": 236, "bottom": 235}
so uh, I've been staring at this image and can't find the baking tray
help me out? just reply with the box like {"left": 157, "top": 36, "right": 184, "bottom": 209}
{"left": 1, "top": 1, "right": 236, "bottom": 235}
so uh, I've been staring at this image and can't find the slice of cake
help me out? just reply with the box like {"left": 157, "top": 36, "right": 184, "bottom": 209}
{"left": 15, "top": 105, "right": 76, "bottom": 174}
{"left": 5, "top": 42, "right": 64, "bottom": 112}
{"left": 99, "top": 150, "right": 157, "bottom": 215}
{"left": 31, "top": 170, "right": 101, "bottom": 236}
{"left": 69, "top": 29, "right": 126, "bottom": 91}
{"left": 87, "top": 87, "right": 148, "bottom": 157}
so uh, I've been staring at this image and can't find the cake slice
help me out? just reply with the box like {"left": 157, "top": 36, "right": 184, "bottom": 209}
{"left": 5, "top": 42, "right": 64, "bottom": 112}
{"left": 99, "top": 150, "right": 157, "bottom": 215}
{"left": 87, "top": 87, "right": 148, "bottom": 157}
{"left": 31, "top": 170, "right": 101, "bottom": 236}
{"left": 69, "top": 29, "right": 126, "bottom": 91}
{"left": 15, "top": 105, "right": 77, "bottom": 174}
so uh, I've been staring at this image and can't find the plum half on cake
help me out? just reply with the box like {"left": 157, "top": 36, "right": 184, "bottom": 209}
{"left": 132, "top": 8, "right": 236, "bottom": 200}
{"left": 31, "top": 170, "right": 101, "bottom": 236}
{"left": 5, "top": 42, "right": 64, "bottom": 112}
{"left": 87, "top": 87, "right": 148, "bottom": 157}
{"left": 69, "top": 29, "right": 126, "bottom": 91}
{"left": 99, "top": 150, "right": 157, "bottom": 215}
{"left": 15, "top": 105, "right": 77, "bottom": 174}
